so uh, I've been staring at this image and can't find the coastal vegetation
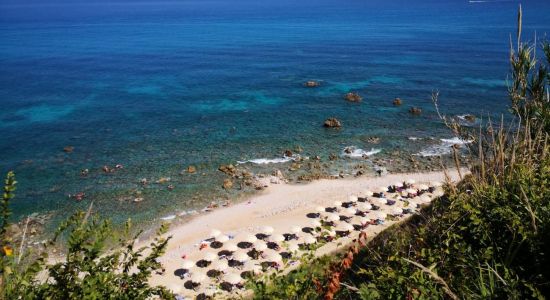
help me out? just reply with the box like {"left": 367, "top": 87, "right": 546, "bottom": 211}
{"left": 248, "top": 9, "right": 550, "bottom": 300}
{"left": 0, "top": 171, "right": 174, "bottom": 299}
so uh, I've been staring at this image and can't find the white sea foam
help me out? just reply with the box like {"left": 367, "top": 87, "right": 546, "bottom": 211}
{"left": 342, "top": 146, "right": 381, "bottom": 158}
{"left": 160, "top": 215, "right": 176, "bottom": 221}
{"left": 408, "top": 137, "right": 421, "bottom": 141}
{"left": 237, "top": 156, "right": 294, "bottom": 165}
{"left": 416, "top": 137, "right": 472, "bottom": 157}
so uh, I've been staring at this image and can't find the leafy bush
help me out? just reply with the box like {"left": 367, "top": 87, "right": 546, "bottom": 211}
{"left": 0, "top": 172, "right": 174, "bottom": 300}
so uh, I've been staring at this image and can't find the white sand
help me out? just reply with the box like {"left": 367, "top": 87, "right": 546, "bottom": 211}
{"left": 149, "top": 170, "right": 463, "bottom": 297}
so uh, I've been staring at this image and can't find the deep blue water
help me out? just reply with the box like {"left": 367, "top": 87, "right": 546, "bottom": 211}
{"left": 1, "top": 0, "right": 549, "bottom": 228}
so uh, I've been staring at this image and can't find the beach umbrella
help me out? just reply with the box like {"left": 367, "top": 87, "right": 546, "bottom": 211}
{"left": 337, "top": 223, "right": 354, "bottom": 232}
{"left": 209, "top": 229, "right": 221, "bottom": 238}
{"left": 291, "top": 226, "right": 301, "bottom": 234}
{"left": 372, "top": 211, "right": 387, "bottom": 220}
{"left": 203, "top": 252, "right": 217, "bottom": 262}
{"left": 245, "top": 234, "right": 258, "bottom": 243}
{"left": 311, "top": 220, "right": 322, "bottom": 228}
{"left": 269, "top": 234, "right": 285, "bottom": 243}
{"left": 233, "top": 251, "right": 250, "bottom": 262}
{"left": 224, "top": 242, "right": 238, "bottom": 252}
{"left": 190, "top": 272, "right": 206, "bottom": 284}
{"left": 392, "top": 208, "right": 403, "bottom": 215}
{"left": 326, "top": 213, "right": 340, "bottom": 222}
{"left": 253, "top": 240, "right": 268, "bottom": 252}
{"left": 375, "top": 198, "right": 387, "bottom": 205}
{"left": 223, "top": 273, "right": 243, "bottom": 285}
{"left": 182, "top": 260, "right": 195, "bottom": 270}
{"left": 325, "top": 229, "right": 337, "bottom": 237}
{"left": 406, "top": 188, "right": 417, "bottom": 194}
{"left": 210, "top": 260, "right": 229, "bottom": 271}
{"left": 358, "top": 202, "right": 372, "bottom": 211}
{"left": 420, "top": 194, "right": 432, "bottom": 203}
{"left": 418, "top": 184, "right": 429, "bottom": 191}
{"left": 260, "top": 226, "right": 274, "bottom": 235}
{"left": 406, "top": 179, "right": 416, "bottom": 185}
{"left": 287, "top": 242, "right": 299, "bottom": 252}
{"left": 344, "top": 207, "right": 356, "bottom": 215}
{"left": 302, "top": 235, "right": 317, "bottom": 245}
{"left": 216, "top": 235, "right": 230, "bottom": 243}
{"left": 243, "top": 260, "right": 262, "bottom": 271}
{"left": 348, "top": 195, "right": 358, "bottom": 202}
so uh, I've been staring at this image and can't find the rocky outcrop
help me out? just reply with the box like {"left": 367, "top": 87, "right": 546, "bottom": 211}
{"left": 218, "top": 164, "right": 237, "bottom": 176}
{"left": 393, "top": 98, "right": 402, "bottom": 106}
{"left": 344, "top": 92, "right": 362, "bottom": 102}
{"left": 324, "top": 118, "right": 342, "bottom": 128}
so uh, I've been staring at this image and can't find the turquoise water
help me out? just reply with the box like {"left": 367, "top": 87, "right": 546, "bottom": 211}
{"left": 1, "top": 0, "right": 549, "bottom": 229}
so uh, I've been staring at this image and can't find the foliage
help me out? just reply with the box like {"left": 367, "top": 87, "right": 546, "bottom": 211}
{"left": 0, "top": 172, "right": 174, "bottom": 300}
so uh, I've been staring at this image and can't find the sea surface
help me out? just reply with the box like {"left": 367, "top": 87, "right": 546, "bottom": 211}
{"left": 1, "top": 0, "right": 549, "bottom": 230}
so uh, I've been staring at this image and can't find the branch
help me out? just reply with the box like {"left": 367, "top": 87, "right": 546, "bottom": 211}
{"left": 402, "top": 258, "right": 459, "bottom": 300}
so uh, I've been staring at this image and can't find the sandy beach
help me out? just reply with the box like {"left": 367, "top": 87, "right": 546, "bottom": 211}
{"left": 149, "top": 169, "right": 464, "bottom": 298}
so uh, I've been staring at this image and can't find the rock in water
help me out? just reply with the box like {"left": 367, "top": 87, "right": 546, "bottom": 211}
{"left": 324, "top": 118, "right": 342, "bottom": 128}
{"left": 409, "top": 107, "right": 422, "bottom": 115}
{"left": 63, "top": 146, "right": 74, "bottom": 153}
{"left": 223, "top": 179, "right": 233, "bottom": 190}
{"left": 464, "top": 114, "right": 476, "bottom": 122}
{"left": 187, "top": 165, "right": 197, "bottom": 173}
{"left": 344, "top": 92, "right": 362, "bottom": 102}
{"left": 304, "top": 80, "right": 320, "bottom": 87}
{"left": 284, "top": 150, "right": 293, "bottom": 157}
{"left": 219, "top": 164, "right": 237, "bottom": 176}
{"left": 393, "top": 98, "right": 402, "bottom": 106}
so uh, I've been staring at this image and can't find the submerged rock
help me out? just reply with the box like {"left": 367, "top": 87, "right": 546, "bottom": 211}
{"left": 187, "top": 165, "right": 197, "bottom": 174}
{"left": 63, "top": 146, "right": 74, "bottom": 153}
{"left": 284, "top": 150, "right": 293, "bottom": 157}
{"left": 344, "top": 92, "right": 362, "bottom": 102}
{"left": 464, "top": 114, "right": 476, "bottom": 122}
{"left": 409, "top": 107, "right": 422, "bottom": 115}
{"left": 393, "top": 98, "right": 402, "bottom": 106}
{"left": 366, "top": 136, "right": 380, "bottom": 144}
{"left": 219, "top": 164, "right": 237, "bottom": 176}
{"left": 304, "top": 80, "right": 320, "bottom": 87}
{"left": 223, "top": 179, "right": 233, "bottom": 190}
{"left": 324, "top": 118, "right": 342, "bottom": 128}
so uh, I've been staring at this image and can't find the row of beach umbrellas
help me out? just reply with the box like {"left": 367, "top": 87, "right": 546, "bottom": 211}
{"left": 173, "top": 180, "right": 442, "bottom": 296}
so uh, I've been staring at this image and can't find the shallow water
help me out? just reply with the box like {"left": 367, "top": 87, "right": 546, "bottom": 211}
{"left": 1, "top": 0, "right": 549, "bottom": 230}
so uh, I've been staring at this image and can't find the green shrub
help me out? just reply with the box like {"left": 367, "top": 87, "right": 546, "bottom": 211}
{"left": 0, "top": 172, "right": 174, "bottom": 300}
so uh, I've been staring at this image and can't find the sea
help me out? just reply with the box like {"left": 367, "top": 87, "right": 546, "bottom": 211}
{"left": 1, "top": 0, "right": 549, "bottom": 231}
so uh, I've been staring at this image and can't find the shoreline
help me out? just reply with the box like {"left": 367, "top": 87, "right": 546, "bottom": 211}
{"left": 148, "top": 169, "right": 465, "bottom": 297}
